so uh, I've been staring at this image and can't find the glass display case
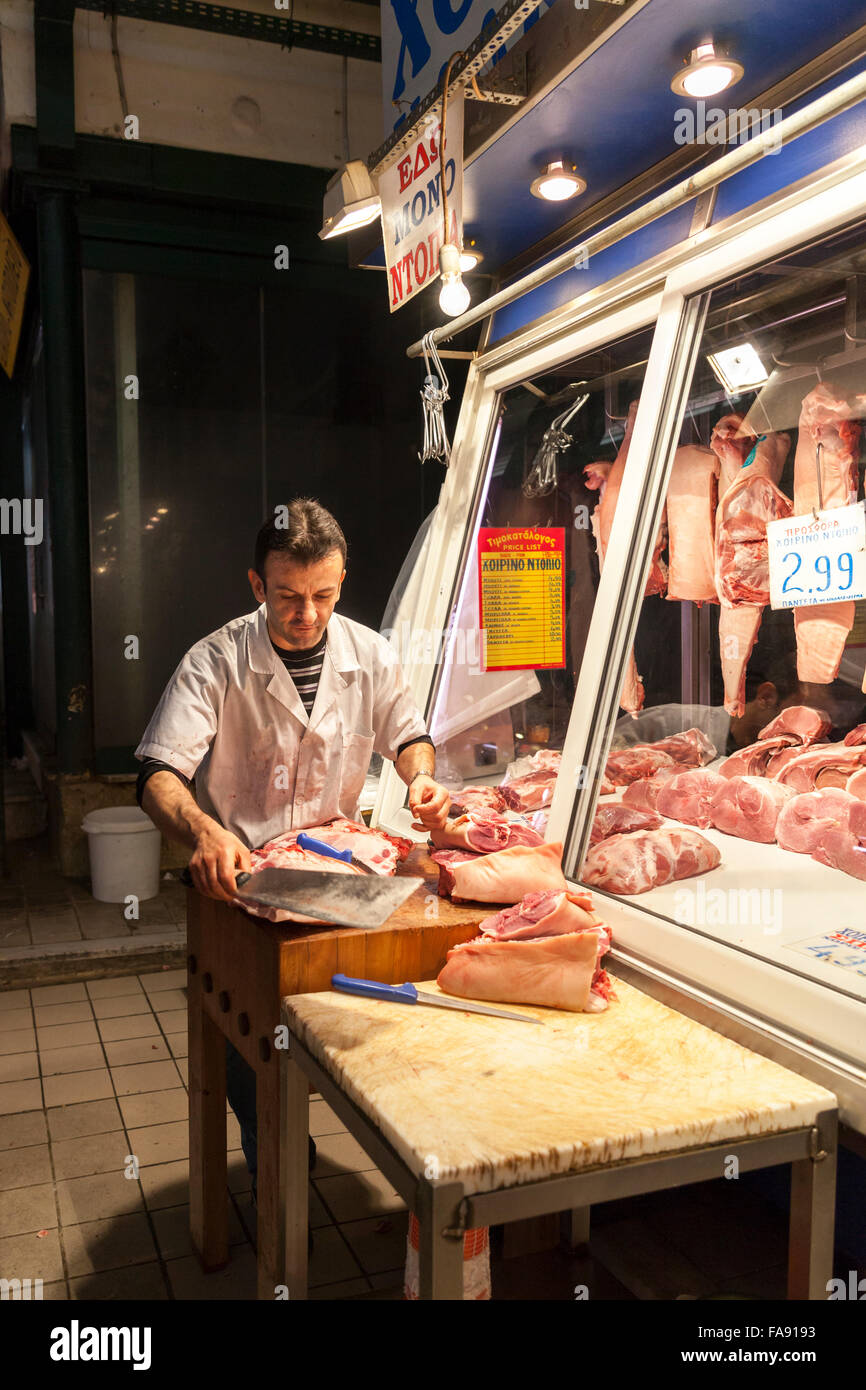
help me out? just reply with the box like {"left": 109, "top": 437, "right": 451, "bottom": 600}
{"left": 373, "top": 142, "right": 866, "bottom": 1124}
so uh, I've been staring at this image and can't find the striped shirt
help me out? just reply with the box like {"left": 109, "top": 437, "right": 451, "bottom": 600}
{"left": 270, "top": 631, "right": 327, "bottom": 717}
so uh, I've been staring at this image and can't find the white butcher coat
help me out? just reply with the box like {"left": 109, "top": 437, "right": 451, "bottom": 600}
{"left": 135, "top": 604, "right": 429, "bottom": 848}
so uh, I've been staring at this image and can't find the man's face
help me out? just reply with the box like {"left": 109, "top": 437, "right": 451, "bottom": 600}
{"left": 248, "top": 549, "right": 346, "bottom": 650}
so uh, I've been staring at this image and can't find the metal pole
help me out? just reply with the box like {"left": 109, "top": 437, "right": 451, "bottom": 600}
{"left": 406, "top": 66, "right": 866, "bottom": 358}
{"left": 36, "top": 188, "right": 94, "bottom": 775}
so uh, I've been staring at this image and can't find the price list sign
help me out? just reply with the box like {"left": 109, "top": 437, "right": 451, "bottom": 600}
{"left": 478, "top": 527, "right": 566, "bottom": 671}
{"left": 768, "top": 502, "right": 866, "bottom": 610}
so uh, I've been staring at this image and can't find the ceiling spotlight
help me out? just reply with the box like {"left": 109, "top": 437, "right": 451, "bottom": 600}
{"left": 671, "top": 42, "right": 744, "bottom": 99}
{"left": 459, "top": 241, "right": 483, "bottom": 272}
{"left": 318, "top": 160, "right": 381, "bottom": 240}
{"left": 530, "top": 159, "right": 586, "bottom": 203}
{"left": 707, "top": 342, "right": 769, "bottom": 394}
{"left": 438, "top": 242, "right": 471, "bottom": 317}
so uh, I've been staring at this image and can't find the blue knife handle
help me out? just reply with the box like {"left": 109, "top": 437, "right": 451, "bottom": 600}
{"left": 332, "top": 973, "right": 418, "bottom": 1004}
{"left": 297, "top": 833, "right": 352, "bottom": 865}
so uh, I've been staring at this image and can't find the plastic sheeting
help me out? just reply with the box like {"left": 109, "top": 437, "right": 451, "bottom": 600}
{"left": 381, "top": 509, "right": 540, "bottom": 746}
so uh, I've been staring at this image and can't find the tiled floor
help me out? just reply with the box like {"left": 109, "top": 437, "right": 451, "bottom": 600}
{"left": 0, "top": 968, "right": 410, "bottom": 1299}
{"left": 0, "top": 837, "right": 186, "bottom": 948}
{"left": 1, "top": 970, "right": 863, "bottom": 1301}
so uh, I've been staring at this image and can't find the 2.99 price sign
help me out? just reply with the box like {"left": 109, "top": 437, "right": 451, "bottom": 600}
{"left": 768, "top": 502, "right": 866, "bottom": 610}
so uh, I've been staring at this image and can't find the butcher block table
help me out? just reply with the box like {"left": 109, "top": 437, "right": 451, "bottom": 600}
{"left": 278, "top": 978, "right": 838, "bottom": 1300}
{"left": 186, "top": 845, "right": 488, "bottom": 1298}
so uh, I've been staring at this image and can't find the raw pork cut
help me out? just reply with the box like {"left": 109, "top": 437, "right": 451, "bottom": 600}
{"left": 452, "top": 786, "right": 507, "bottom": 814}
{"left": 765, "top": 743, "right": 814, "bottom": 778}
{"left": 643, "top": 728, "right": 717, "bottom": 767}
{"left": 604, "top": 748, "right": 676, "bottom": 786}
{"left": 249, "top": 818, "right": 411, "bottom": 876}
{"left": 844, "top": 724, "right": 866, "bottom": 747}
{"left": 708, "top": 776, "right": 796, "bottom": 843}
{"left": 714, "top": 432, "right": 792, "bottom": 716}
{"left": 775, "top": 788, "right": 857, "bottom": 854}
{"left": 774, "top": 744, "right": 866, "bottom": 793}
{"left": 710, "top": 413, "right": 756, "bottom": 495}
{"left": 437, "top": 927, "right": 612, "bottom": 1014}
{"left": 847, "top": 766, "right": 866, "bottom": 800}
{"left": 665, "top": 444, "right": 720, "bottom": 603}
{"left": 621, "top": 767, "right": 678, "bottom": 810}
{"left": 499, "top": 749, "right": 560, "bottom": 813}
{"left": 718, "top": 735, "right": 799, "bottom": 778}
{"left": 581, "top": 827, "right": 721, "bottom": 895}
{"left": 656, "top": 769, "right": 727, "bottom": 828}
{"left": 812, "top": 799, "right": 866, "bottom": 880}
{"left": 590, "top": 803, "right": 663, "bottom": 845}
{"left": 479, "top": 889, "right": 603, "bottom": 940}
{"left": 792, "top": 383, "right": 862, "bottom": 684}
{"left": 430, "top": 840, "right": 567, "bottom": 903}
{"left": 429, "top": 812, "right": 543, "bottom": 853}
{"left": 499, "top": 769, "right": 557, "bottom": 813}
{"left": 758, "top": 705, "right": 832, "bottom": 744}
{"left": 237, "top": 819, "right": 413, "bottom": 923}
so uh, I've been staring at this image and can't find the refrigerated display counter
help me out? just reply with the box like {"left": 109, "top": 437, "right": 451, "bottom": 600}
{"left": 373, "top": 109, "right": 866, "bottom": 1136}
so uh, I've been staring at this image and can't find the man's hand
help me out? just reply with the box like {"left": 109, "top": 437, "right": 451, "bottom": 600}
{"left": 189, "top": 825, "right": 253, "bottom": 904}
{"left": 408, "top": 774, "right": 450, "bottom": 830}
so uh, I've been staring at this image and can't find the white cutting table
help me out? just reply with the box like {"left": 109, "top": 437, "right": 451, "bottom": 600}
{"left": 278, "top": 975, "right": 837, "bottom": 1299}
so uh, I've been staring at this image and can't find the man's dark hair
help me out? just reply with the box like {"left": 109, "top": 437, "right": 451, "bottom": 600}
{"left": 254, "top": 499, "right": 347, "bottom": 581}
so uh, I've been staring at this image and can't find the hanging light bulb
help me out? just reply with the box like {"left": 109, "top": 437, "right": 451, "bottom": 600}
{"left": 438, "top": 243, "right": 471, "bottom": 317}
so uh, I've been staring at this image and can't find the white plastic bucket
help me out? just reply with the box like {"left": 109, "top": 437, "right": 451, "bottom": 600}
{"left": 81, "top": 807, "right": 162, "bottom": 903}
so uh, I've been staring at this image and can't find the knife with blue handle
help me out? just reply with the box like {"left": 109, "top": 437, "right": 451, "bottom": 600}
{"left": 331, "top": 973, "right": 542, "bottom": 1024}
{"left": 297, "top": 833, "right": 378, "bottom": 874}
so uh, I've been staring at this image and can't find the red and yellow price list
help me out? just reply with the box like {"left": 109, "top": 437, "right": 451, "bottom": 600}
{"left": 478, "top": 527, "right": 566, "bottom": 671}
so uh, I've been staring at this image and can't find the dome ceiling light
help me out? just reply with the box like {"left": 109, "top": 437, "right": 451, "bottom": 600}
{"left": 530, "top": 159, "right": 586, "bottom": 203}
{"left": 671, "top": 41, "right": 744, "bottom": 99}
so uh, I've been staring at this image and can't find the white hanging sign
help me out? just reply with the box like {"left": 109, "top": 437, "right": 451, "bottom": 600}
{"left": 768, "top": 502, "right": 866, "bottom": 609}
{"left": 378, "top": 91, "right": 463, "bottom": 313}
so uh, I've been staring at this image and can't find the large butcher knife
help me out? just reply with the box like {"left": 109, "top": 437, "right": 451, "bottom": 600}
{"left": 232, "top": 867, "right": 422, "bottom": 929}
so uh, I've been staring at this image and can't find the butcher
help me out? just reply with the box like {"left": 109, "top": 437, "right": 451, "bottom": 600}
{"left": 135, "top": 498, "right": 450, "bottom": 1211}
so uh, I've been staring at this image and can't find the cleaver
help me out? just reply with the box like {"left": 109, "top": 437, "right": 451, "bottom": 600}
{"left": 232, "top": 867, "right": 423, "bottom": 929}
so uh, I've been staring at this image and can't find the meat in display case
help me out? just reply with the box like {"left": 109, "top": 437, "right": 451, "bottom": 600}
{"left": 576, "top": 222, "right": 866, "bottom": 1004}
{"left": 426, "top": 325, "right": 654, "bottom": 808}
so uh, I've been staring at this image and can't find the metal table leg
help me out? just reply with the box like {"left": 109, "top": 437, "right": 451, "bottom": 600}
{"left": 279, "top": 1046, "right": 310, "bottom": 1300}
{"left": 787, "top": 1109, "right": 837, "bottom": 1300}
{"left": 560, "top": 1207, "right": 591, "bottom": 1251}
{"left": 416, "top": 1179, "right": 467, "bottom": 1300}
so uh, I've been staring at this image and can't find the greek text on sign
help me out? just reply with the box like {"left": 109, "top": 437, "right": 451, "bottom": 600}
{"left": 478, "top": 527, "right": 566, "bottom": 672}
{"left": 767, "top": 502, "right": 866, "bottom": 610}
{"left": 378, "top": 93, "right": 463, "bottom": 312}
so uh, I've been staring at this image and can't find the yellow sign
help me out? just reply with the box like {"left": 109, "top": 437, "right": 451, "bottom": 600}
{"left": 0, "top": 213, "right": 30, "bottom": 379}
{"left": 478, "top": 527, "right": 566, "bottom": 671}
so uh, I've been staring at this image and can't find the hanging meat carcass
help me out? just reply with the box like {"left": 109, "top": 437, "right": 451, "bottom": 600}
{"left": 710, "top": 413, "right": 756, "bottom": 495}
{"left": 714, "top": 430, "right": 793, "bottom": 716}
{"left": 792, "top": 383, "right": 862, "bottom": 685}
{"left": 665, "top": 444, "right": 720, "bottom": 603}
{"left": 588, "top": 400, "right": 663, "bottom": 714}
